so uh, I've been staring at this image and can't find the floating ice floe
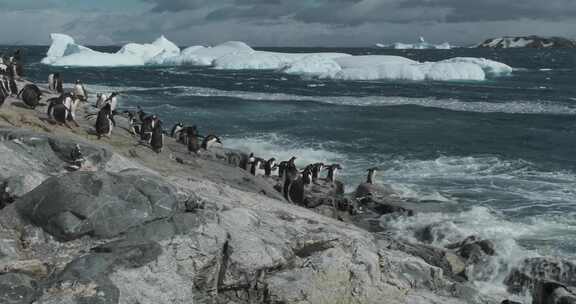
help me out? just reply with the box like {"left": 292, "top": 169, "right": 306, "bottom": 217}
{"left": 42, "top": 33, "right": 513, "bottom": 81}
{"left": 376, "top": 37, "right": 453, "bottom": 50}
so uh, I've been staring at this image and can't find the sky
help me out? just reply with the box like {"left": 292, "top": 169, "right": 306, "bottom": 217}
{"left": 1, "top": 0, "right": 576, "bottom": 46}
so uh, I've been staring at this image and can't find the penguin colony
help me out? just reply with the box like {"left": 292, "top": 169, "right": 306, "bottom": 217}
{"left": 1, "top": 49, "right": 381, "bottom": 208}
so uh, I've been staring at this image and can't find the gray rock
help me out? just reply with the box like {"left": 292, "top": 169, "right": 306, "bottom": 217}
{"left": 533, "top": 282, "right": 576, "bottom": 304}
{"left": 16, "top": 170, "right": 180, "bottom": 241}
{"left": 0, "top": 273, "right": 38, "bottom": 304}
{"left": 505, "top": 257, "right": 576, "bottom": 295}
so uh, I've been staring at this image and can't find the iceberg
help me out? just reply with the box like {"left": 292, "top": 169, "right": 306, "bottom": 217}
{"left": 42, "top": 34, "right": 181, "bottom": 67}
{"left": 42, "top": 33, "right": 513, "bottom": 82}
{"left": 376, "top": 37, "right": 453, "bottom": 50}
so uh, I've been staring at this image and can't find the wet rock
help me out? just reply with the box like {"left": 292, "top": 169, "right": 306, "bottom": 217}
{"left": 505, "top": 257, "right": 576, "bottom": 294}
{"left": 16, "top": 169, "right": 180, "bottom": 241}
{"left": 533, "top": 281, "right": 576, "bottom": 304}
{"left": 0, "top": 272, "right": 38, "bottom": 304}
{"left": 377, "top": 236, "right": 467, "bottom": 281}
{"left": 446, "top": 236, "right": 496, "bottom": 264}
{"left": 355, "top": 182, "right": 397, "bottom": 199}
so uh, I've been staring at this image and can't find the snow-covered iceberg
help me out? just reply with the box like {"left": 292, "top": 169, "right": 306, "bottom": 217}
{"left": 376, "top": 37, "right": 452, "bottom": 50}
{"left": 42, "top": 33, "right": 180, "bottom": 67}
{"left": 42, "top": 33, "right": 512, "bottom": 82}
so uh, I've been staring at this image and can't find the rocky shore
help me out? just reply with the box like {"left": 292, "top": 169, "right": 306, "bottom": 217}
{"left": 0, "top": 79, "right": 574, "bottom": 304}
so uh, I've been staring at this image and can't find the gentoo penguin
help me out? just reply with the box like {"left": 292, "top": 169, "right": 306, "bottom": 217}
{"left": 95, "top": 103, "right": 114, "bottom": 139}
{"left": 104, "top": 92, "right": 119, "bottom": 112}
{"left": 73, "top": 80, "right": 88, "bottom": 101}
{"left": 186, "top": 126, "right": 201, "bottom": 154}
{"left": 47, "top": 94, "right": 64, "bottom": 119}
{"left": 69, "top": 144, "right": 86, "bottom": 170}
{"left": 301, "top": 167, "right": 313, "bottom": 185}
{"left": 0, "top": 181, "right": 15, "bottom": 210}
{"left": 277, "top": 161, "right": 288, "bottom": 179}
{"left": 201, "top": 135, "right": 222, "bottom": 150}
{"left": 325, "top": 164, "right": 343, "bottom": 183}
{"left": 310, "top": 163, "right": 324, "bottom": 182}
{"left": 18, "top": 84, "right": 42, "bottom": 109}
{"left": 63, "top": 94, "right": 80, "bottom": 127}
{"left": 263, "top": 158, "right": 277, "bottom": 177}
{"left": 122, "top": 111, "right": 139, "bottom": 136}
{"left": 244, "top": 153, "right": 255, "bottom": 170}
{"left": 55, "top": 73, "right": 64, "bottom": 94}
{"left": 170, "top": 122, "right": 184, "bottom": 138}
{"left": 250, "top": 158, "right": 264, "bottom": 176}
{"left": 95, "top": 93, "right": 108, "bottom": 109}
{"left": 283, "top": 157, "right": 299, "bottom": 200}
{"left": 366, "top": 167, "right": 379, "bottom": 184}
{"left": 150, "top": 120, "right": 164, "bottom": 153}
{"left": 49, "top": 100, "right": 71, "bottom": 127}
{"left": 6, "top": 64, "right": 17, "bottom": 96}
{"left": 140, "top": 115, "right": 156, "bottom": 143}
{"left": 0, "top": 76, "right": 8, "bottom": 106}
{"left": 48, "top": 74, "right": 55, "bottom": 91}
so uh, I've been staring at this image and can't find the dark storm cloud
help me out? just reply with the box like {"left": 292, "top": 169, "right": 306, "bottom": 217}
{"left": 400, "top": 0, "right": 576, "bottom": 23}
{"left": 141, "top": 0, "right": 576, "bottom": 25}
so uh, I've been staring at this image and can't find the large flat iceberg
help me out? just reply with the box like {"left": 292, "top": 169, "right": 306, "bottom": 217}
{"left": 42, "top": 33, "right": 512, "bottom": 82}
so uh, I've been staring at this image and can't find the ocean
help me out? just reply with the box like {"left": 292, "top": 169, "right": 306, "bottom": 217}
{"left": 11, "top": 45, "right": 576, "bottom": 293}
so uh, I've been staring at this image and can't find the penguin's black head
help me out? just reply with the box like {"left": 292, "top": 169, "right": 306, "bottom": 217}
{"left": 367, "top": 167, "right": 379, "bottom": 172}
{"left": 289, "top": 156, "right": 297, "bottom": 163}
{"left": 75, "top": 80, "right": 80, "bottom": 84}
{"left": 268, "top": 158, "right": 276, "bottom": 163}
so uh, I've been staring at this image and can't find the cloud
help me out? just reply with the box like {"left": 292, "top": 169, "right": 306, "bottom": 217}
{"left": 2, "top": 0, "right": 576, "bottom": 46}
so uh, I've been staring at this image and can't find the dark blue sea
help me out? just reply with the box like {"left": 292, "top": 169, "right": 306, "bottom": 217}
{"left": 7, "top": 45, "right": 576, "bottom": 291}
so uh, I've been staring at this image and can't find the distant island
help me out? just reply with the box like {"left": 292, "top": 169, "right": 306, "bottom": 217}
{"left": 475, "top": 35, "right": 576, "bottom": 48}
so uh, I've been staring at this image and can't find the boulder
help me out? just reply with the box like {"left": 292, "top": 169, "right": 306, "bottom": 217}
{"left": 0, "top": 272, "right": 38, "bottom": 304}
{"left": 533, "top": 281, "right": 576, "bottom": 304}
{"left": 505, "top": 257, "right": 576, "bottom": 294}
{"left": 16, "top": 169, "right": 180, "bottom": 241}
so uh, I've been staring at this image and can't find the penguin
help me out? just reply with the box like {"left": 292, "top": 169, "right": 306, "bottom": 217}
{"left": 6, "top": 64, "right": 18, "bottom": 96}
{"left": 95, "top": 93, "right": 108, "bottom": 108}
{"left": 55, "top": 73, "right": 63, "bottom": 94}
{"left": 0, "top": 181, "right": 15, "bottom": 210}
{"left": 250, "top": 157, "right": 265, "bottom": 176}
{"left": 104, "top": 92, "right": 119, "bottom": 112}
{"left": 46, "top": 94, "right": 64, "bottom": 119}
{"left": 325, "top": 164, "right": 343, "bottom": 183}
{"left": 73, "top": 80, "right": 88, "bottom": 101}
{"left": 263, "top": 158, "right": 277, "bottom": 177}
{"left": 282, "top": 157, "right": 299, "bottom": 200}
{"left": 69, "top": 144, "right": 86, "bottom": 170}
{"left": 0, "top": 76, "right": 8, "bottom": 107}
{"left": 17, "top": 84, "right": 42, "bottom": 109}
{"left": 277, "top": 161, "right": 288, "bottom": 179}
{"left": 51, "top": 102, "right": 71, "bottom": 127}
{"left": 244, "top": 153, "right": 255, "bottom": 170}
{"left": 64, "top": 94, "right": 80, "bottom": 127}
{"left": 301, "top": 167, "right": 313, "bottom": 185}
{"left": 140, "top": 114, "right": 156, "bottom": 143}
{"left": 170, "top": 122, "right": 184, "bottom": 138}
{"left": 48, "top": 74, "right": 54, "bottom": 91}
{"left": 366, "top": 167, "right": 379, "bottom": 184}
{"left": 310, "top": 163, "right": 324, "bottom": 182}
{"left": 186, "top": 126, "right": 201, "bottom": 154}
{"left": 95, "top": 103, "right": 113, "bottom": 139}
{"left": 201, "top": 135, "right": 222, "bottom": 150}
{"left": 150, "top": 120, "right": 164, "bottom": 153}
{"left": 122, "top": 111, "right": 139, "bottom": 136}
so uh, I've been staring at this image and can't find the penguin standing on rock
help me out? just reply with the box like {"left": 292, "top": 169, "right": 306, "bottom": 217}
{"left": 366, "top": 167, "right": 379, "bottom": 184}
{"left": 47, "top": 94, "right": 71, "bottom": 127}
{"left": 69, "top": 144, "right": 86, "bottom": 170}
{"left": 171, "top": 122, "right": 184, "bottom": 138}
{"left": 263, "top": 158, "right": 277, "bottom": 177}
{"left": 140, "top": 115, "right": 156, "bottom": 144}
{"left": 64, "top": 94, "right": 80, "bottom": 127}
{"left": 95, "top": 104, "right": 114, "bottom": 139}
{"left": 151, "top": 120, "right": 164, "bottom": 153}
{"left": 283, "top": 157, "right": 299, "bottom": 200}
{"left": 310, "top": 163, "right": 324, "bottom": 182}
{"left": 250, "top": 158, "right": 264, "bottom": 176}
{"left": 73, "top": 80, "right": 88, "bottom": 101}
{"left": 201, "top": 135, "right": 222, "bottom": 150}
{"left": 186, "top": 126, "right": 201, "bottom": 154}
{"left": 301, "top": 167, "right": 313, "bottom": 185}
{"left": 325, "top": 164, "right": 343, "bottom": 183}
